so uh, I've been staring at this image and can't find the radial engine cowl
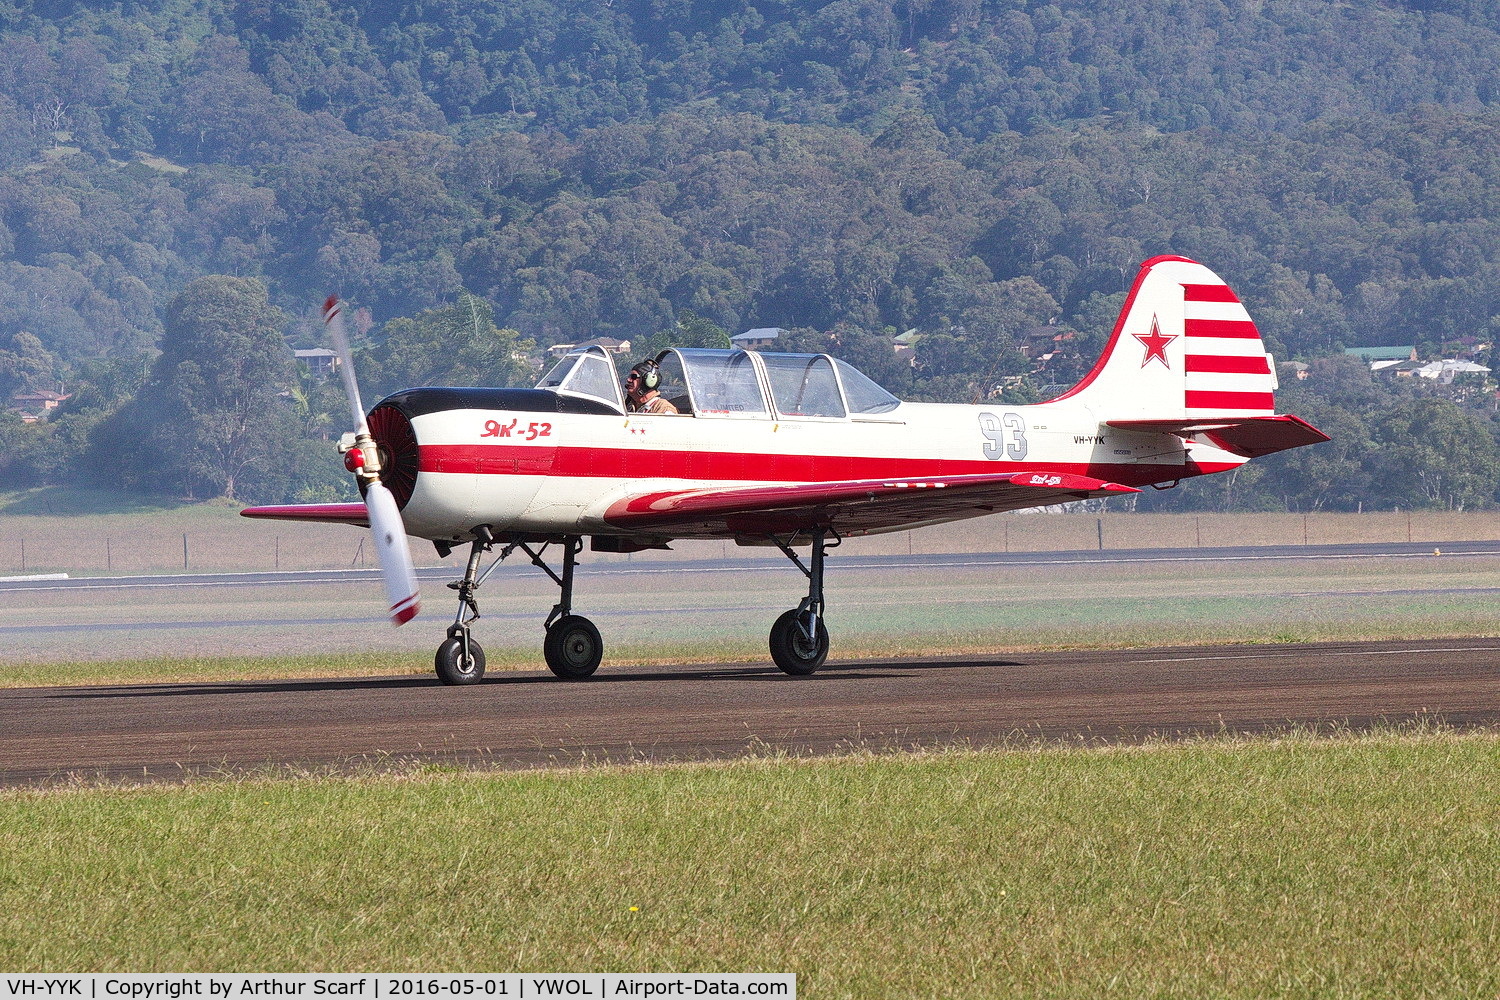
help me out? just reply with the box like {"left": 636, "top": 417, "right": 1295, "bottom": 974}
{"left": 366, "top": 403, "right": 419, "bottom": 509}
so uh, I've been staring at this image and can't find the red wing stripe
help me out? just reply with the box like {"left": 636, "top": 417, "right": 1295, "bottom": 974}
{"left": 1185, "top": 318, "right": 1260, "bottom": 339}
{"left": 1185, "top": 390, "right": 1275, "bottom": 410}
{"left": 1183, "top": 283, "right": 1240, "bottom": 302}
{"left": 1184, "top": 354, "right": 1271, "bottom": 375}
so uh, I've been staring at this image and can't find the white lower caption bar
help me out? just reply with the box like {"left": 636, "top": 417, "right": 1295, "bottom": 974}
{"left": 1, "top": 975, "right": 795, "bottom": 1000}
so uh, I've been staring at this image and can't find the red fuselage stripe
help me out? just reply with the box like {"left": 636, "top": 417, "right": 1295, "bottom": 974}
{"left": 416, "top": 444, "right": 1226, "bottom": 487}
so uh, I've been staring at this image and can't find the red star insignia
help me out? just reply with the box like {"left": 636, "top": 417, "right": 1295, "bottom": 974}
{"left": 1134, "top": 316, "right": 1176, "bottom": 369}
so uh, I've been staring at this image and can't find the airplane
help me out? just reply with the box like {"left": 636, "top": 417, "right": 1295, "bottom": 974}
{"left": 243, "top": 255, "right": 1329, "bottom": 685}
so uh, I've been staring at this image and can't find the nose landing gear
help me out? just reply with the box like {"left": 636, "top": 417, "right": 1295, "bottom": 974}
{"left": 437, "top": 529, "right": 602, "bottom": 684}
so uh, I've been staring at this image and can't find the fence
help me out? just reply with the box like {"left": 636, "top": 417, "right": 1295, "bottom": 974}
{"left": 2, "top": 509, "right": 1498, "bottom": 577}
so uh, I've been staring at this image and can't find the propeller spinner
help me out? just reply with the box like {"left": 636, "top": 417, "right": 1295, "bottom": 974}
{"left": 323, "top": 295, "right": 421, "bottom": 626}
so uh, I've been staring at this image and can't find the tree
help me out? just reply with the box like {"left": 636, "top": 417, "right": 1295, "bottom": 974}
{"left": 112, "top": 276, "right": 297, "bottom": 501}
{"left": 0, "top": 331, "right": 57, "bottom": 397}
{"left": 1369, "top": 398, "right": 1500, "bottom": 511}
{"left": 365, "top": 291, "right": 535, "bottom": 396}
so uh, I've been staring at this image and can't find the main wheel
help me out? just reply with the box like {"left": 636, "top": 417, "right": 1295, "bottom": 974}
{"left": 769, "top": 608, "right": 829, "bottom": 676}
{"left": 544, "top": 615, "right": 603, "bottom": 679}
{"left": 435, "top": 635, "right": 486, "bottom": 685}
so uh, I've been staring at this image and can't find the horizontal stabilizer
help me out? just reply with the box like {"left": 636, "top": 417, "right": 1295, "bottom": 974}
{"left": 240, "top": 502, "right": 370, "bottom": 526}
{"left": 1106, "top": 414, "right": 1329, "bottom": 458}
{"left": 603, "top": 471, "right": 1138, "bottom": 537}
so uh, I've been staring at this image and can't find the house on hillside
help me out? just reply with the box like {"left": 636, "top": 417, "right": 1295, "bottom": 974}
{"left": 1346, "top": 345, "right": 1416, "bottom": 367}
{"left": 1371, "top": 359, "right": 1426, "bottom": 376}
{"left": 1021, "top": 325, "right": 1080, "bottom": 366}
{"left": 547, "top": 337, "right": 631, "bottom": 358}
{"left": 732, "top": 327, "right": 784, "bottom": 350}
{"left": 293, "top": 348, "right": 340, "bottom": 378}
{"left": 9, "top": 389, "right": 69, "bottom": 423}
{"left": 1415, "top": 359, "right": 1491, "bottom": 383}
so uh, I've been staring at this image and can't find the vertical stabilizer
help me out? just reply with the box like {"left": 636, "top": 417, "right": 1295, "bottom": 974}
{"left": 1051, "top": 256, "right": 1277, "bottom": 420}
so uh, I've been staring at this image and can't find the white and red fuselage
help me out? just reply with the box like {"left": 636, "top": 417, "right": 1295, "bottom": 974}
{"left": 245, "top": 256, "right": 1327, "bottom": 550}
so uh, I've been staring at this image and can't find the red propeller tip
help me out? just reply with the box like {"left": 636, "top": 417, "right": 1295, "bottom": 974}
{"left": 391, "top": 595, "right": 420, "bottom": 625}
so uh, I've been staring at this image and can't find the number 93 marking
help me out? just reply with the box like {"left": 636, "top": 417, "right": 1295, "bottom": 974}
{"left": 979, "top": 411, "right": 1027, "bottom": 461}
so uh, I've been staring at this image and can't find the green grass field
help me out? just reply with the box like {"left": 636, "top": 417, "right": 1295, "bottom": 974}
{"left": 3, "top": 730, "right": 1498, "bottom": 996}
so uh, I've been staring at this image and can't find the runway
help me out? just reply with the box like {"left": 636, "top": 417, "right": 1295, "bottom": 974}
{"left": 4, "top": 538, "right": 1500, "bottom": 594}
{"left": 4, "top": 637, "right": 1498, "bottom": 787}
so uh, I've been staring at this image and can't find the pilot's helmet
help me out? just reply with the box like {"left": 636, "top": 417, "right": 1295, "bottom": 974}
{"left": 628, "top": 359, "right": 661, "bottom": 391}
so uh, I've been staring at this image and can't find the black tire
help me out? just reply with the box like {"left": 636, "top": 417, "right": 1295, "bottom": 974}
{"left": 769, "top": 608, "right": 829, "bottom": 676}
{"left": 544, "top": 615, "right": 603, "bottom": 679}
{"left": 435, "top": 635, "right": 486, "bottom": 685}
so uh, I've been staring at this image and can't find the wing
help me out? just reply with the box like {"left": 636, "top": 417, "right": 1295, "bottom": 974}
{"left": 240, "top": 502, "right": 370, "bottom": 526}
{"left": 600, "top": 471, "right": 1139, "bottom": 538}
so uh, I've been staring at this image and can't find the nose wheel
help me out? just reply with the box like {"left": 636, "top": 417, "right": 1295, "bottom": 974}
{"left": 435, "top": 629, "right": 486, "bottom": 685}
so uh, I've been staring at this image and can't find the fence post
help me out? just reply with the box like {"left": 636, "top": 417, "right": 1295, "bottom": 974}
{"left": 183, "top": 533, "right": 189, "bottom": 570}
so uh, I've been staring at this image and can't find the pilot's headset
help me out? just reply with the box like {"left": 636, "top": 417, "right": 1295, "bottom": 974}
{"left": 630, "top": 360, "right": 661, "bottom": 391}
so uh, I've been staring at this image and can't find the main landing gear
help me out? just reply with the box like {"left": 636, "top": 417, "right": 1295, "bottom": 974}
{"left": 767, "top": 527, "right": 839, "bottom": 676}
{"left": 435, "top": 528, "right": 603, "bottom": 685}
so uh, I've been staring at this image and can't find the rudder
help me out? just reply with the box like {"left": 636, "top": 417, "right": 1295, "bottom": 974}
{"left": 1051, "top": 256, "right": 1277, "bottom": 421}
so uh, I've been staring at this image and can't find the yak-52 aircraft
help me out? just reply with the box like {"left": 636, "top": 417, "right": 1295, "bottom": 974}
{"left": 243, "top": 255, "right": 1328, "bottom": 684}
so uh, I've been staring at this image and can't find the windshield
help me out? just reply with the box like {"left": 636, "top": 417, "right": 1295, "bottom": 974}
{"left": 536, "top": 354, "right": 578, "bottom": 389}
{"left": 535, "top": 348, "right": 623, "bottom": 410}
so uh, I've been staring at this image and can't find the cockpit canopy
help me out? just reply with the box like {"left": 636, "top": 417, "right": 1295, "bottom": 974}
{"left": 534, "top": 346, "right": 902, "bottom": 419}
{"left": 535, "top": 346, "right": 625, "bottom": 410}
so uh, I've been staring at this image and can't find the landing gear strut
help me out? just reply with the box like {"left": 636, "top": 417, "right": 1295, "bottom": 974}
{"left": 768, "top": 527, "right": 839, "bottom": 675}
{"left": 437, "top": 530, "right": 602, "bottom": 684}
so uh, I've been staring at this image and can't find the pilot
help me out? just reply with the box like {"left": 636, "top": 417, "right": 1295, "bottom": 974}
{"left": 624, "top": 359, "right": 679, "bottom": 414}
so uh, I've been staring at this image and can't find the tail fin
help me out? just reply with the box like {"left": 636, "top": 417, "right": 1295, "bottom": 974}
{"left": 1050, "top": 256, "right": 1277, "bottom": 420}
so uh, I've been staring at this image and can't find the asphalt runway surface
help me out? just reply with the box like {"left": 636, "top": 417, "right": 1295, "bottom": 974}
{"left": 4, "top": 637, "right": 1498, "bottom": 787}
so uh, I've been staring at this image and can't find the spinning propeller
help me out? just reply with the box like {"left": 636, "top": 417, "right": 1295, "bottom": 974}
{"left": 324, "top": 295, "right": 421, "bottom": 625}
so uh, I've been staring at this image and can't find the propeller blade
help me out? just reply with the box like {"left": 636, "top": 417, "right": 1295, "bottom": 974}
{"left": 365, "top": 479, "right": 421, "bottom": 626}
{"left": 322, "top": 294, "right": 421, "bottom": 626}
{"left": 322, "top": 295, "right": 368, "bottom": 434}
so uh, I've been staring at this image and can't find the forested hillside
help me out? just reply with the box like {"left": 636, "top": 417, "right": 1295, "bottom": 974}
{"left": 1, "top": 0, "right": 1499, "bottom": 510}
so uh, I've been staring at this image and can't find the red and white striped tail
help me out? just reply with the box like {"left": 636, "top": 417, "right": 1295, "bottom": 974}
{"left": 1050, "top": 255, "right": 1277, "bottom": 420}
{"left": 1182, "top": 277, "right": 1276, "bottom": 418}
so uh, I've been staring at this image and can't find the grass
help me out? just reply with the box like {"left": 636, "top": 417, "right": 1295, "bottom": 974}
{"left": 0, "top": 485, "right": 204, "bottom": 516}
{"left": 2, "top": 729, "right": 1498, "bottom": 995}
